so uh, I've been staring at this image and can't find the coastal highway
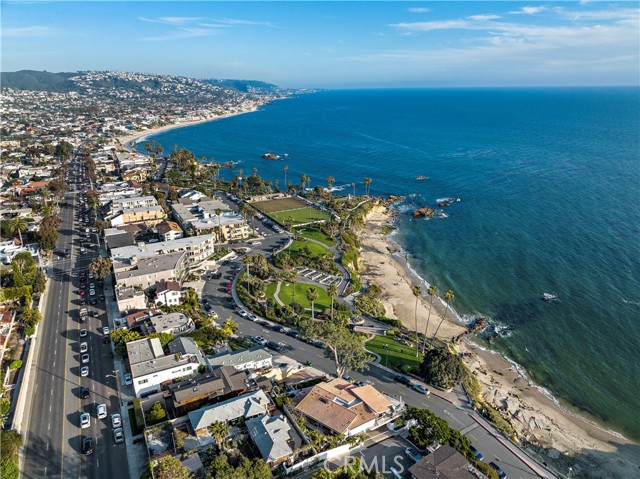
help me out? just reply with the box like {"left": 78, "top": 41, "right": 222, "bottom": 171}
{"left": 203, "top": 258, "right": 551, "bottom": 479}
{"left": 21, "top": 160, "right": 128, "bottom": 479}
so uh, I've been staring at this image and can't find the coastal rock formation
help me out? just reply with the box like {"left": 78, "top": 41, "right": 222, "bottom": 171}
{"left": 412, "top": 207, "right": 437, "bottom": 218}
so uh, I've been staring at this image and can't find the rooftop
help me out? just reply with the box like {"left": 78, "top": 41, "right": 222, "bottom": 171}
{"left": 206, "top": 347, "right": 272, "bottom": 369}
{"left": 188, "top": 389, "right": 271, "bottom": 431}
{"left": 247, "top": 414, "right": 295, "bottom": 463}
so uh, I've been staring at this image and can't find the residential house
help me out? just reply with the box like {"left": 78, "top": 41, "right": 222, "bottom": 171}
{"left": 293, "top": 378, "right": 394, "bottom": 437}
{"left": 110, "top": 204, "right": 165, "bottom": 228}
{"left": 110, "top": 195, "right": 158, "bottom": 212}
{"left": 156, "top": 220, "right": 183, "bottom": 242}
{"left": 147, "top": 312, "right": 195, "bottom": 336}
{"left": 408, "top": 445, "right": 478, "bottom": 479}
{"left": 171, "top": 199, "right": 250, "bottom": 240}
{"left": 155, "top": 280, "right": 182, "bottom": 306}
{"left": 110, "top": 234, "right": 216, "bottom": 269}
{"left": 188, "top": 389, "right": 273, "bottom": 435}
{"left": 206, "top": 347, "right": 273, "bottom": 372}
{"left": 115, "top": 286, "right": 147, "bottom": 314}
{"left": 113, "top": 251, "right": 185, "bottom": 290}
{"left": 168, "top": 366, "right": 247, "bottom": 416}
{"left": 247, "top": 414, "right": 296, "bottom": 467}
{"left": 127, "top": 336, "right": 204, "bottom": 397}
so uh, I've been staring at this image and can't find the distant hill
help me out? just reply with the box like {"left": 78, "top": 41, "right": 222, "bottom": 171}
{"left": 202, "top": 78, "right": 284, "bottom": 95}
{"left": 0, "top": 70, "right": 78, "bottom": 92}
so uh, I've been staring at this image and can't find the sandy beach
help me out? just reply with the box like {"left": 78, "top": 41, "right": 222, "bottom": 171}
{"left": 115, "top": 108, "right": 261, "bottom": 148}
{"left": 359, "top": 202, "right": 640, "bottom": 479}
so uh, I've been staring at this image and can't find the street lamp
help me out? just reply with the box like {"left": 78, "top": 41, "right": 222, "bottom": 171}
{"left": 106, "top": 370, "right": 123, "bottom": 406}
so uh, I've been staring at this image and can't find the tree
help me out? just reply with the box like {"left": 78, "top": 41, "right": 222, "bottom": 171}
{"left": 243, "top": 255, "right": 253, "bottom": 291}
{"left": 147, "top": 401, "right": 167, "bottom": 424}
{"left": 283, "top": 164, "right": 288, "bottom": 187}
{"left": 364, "top": 177, "right": 372, "bottom": 196}
{"left": 88, "top": 257, "right": 113, "bottom": 280}
{"left": 328, "top": 283, "right": 338, "bottom": 321}
{"left": 154, "top": 455, "right": 191, "bottom": 479}
{"left": 429, "top": 289, "right": 454, "bottom": 349}
{"left": 147, "top": 332, "right": 174, "bottom": 348}
{"left": 299, "top": 319, "right": 370, "bottom": 377}
{"left": 111, "top": 329, "right": 142, "bottom": 356}
{"left": 412, "top": 285, "right": 421, "bottom": 358}
{"left": 306, "top": 287, "right": 319, "bottom": 319}
{"left": 326, "top": 176, "right": 335, "bottom": 191}
{"left": 221, "top": 318, "right": 238, "bottom": 336}
{"left": 9, "top": 216, "right": 27, "bottom": 246}
{"left": 239, "top": 203, "right": 249, "bottom": 221}
{"left": 0, "top": 429, "right": 22, "bottom": 479}
{"left": 419, "top": 348, "right": 468, "bottom": 390}
{"left": 215, "top": 208, "right": 223, "bottom": 251}
{"left": 12, "top": 252, "right": 37, "bottom": 287}
{"left": 421, "top": 286, "right": 437, "bottom": 354}
{"left": 208, "top": 420, "right": 231, "bottom": 449}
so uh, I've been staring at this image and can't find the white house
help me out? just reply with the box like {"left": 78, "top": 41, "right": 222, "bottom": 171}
{"left": 206, "top": 347, "right": 273, "bottom": 372}
{"left": 154, "top": 280, "right": 182, "bottom": 306}
{"left": 126, "top": 337, "right": 204, "bottom": 397}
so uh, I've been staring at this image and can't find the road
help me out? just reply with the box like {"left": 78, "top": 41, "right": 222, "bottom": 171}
{"left": 202, "top": 250, "right": 550, "bottom": 479}
{"left": 21, "top": 158, "right": 129, "bottom": 479}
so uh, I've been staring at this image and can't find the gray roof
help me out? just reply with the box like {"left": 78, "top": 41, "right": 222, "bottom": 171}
{"left": 247, "top": 414, "right": 294, "bottom": 463}
{"left": 105, "top": 231, "right": 136, "bottom": 249}
{"left": 110, "top": 234, "right": 214, "bottom": 260}
{"left": 126, "top": 337, "right": 164, "bottom": 365}
{"left": 168, "top": 337, "right": 201, "bottom": 357}
{"left": 188, "top": 389, "right": 270, "bottom": 431}
{"left": 408, "top": 445, "right": 475, "bottom": 479}
{"left": 114, "top": 251, "right": 183, "bottom": 279}
{"left": 206, "top": 347, "right": 272, "bottom": 369}
{"left": 149, "top": 312, "right": 192, "bottom": 334}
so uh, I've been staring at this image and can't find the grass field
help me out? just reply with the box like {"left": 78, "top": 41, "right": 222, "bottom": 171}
{"left": 287, "top": 239, "right": 329, "bottom": 257}
{"left": 250, "top": 197, "right": 309, "bottom": 213}
{"left": 294, "top": 227, "right": 336, "bottom": 247}
{"left": 365, "top": 334, "right": 423, "bottom": 372}
{"left": 277, "top": 281, "right": 331, "bottom": 310}
{"left": 270, "top": 207, "right": 330, "bottom": 225}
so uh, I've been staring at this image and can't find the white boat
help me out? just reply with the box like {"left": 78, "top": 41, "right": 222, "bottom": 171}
{"left": 541, "top": 293, "right": 558, "bottom": 302}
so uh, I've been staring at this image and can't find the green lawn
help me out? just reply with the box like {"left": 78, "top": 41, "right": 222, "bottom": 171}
{"left": 270, "top": 207, "right": 330, "bottom": 226}
{"left": 287, "top": 239, "right": 329, "bottom": 257}
{"left": 265, "top": 282, "right": 279, "bottom": 302}
{"left": 277, "top": 280, "right": 331, "bottom": 311}
{"left": 294, "top": 226, "right": 336, "bottom": 248}
{"left": 365, "top": 334, "right": 423, "bottom": 372}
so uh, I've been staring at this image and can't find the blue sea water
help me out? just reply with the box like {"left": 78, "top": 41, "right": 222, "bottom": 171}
{"left": 149, "top": 88, "right": 640, "bottom": 440}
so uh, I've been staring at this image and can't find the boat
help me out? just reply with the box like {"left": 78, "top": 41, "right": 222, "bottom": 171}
{"left": 541, "top": 293, "right": 559, "bottom": 302}
{"left": 416, "top": 175, "right": 427, "bottom": 180}
{"left": 261, "top": 152, "right": 280, "bottom": 160}
{"left": 436, "top": 197, "right": 461, "bottom": 207}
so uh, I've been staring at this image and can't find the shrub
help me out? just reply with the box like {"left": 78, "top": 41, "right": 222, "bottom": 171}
{"left": 8, "top": 360, "right": 22, "bottom": 370}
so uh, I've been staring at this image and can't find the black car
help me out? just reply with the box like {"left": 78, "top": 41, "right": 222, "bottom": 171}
{"left": 102, "top": 336, "right": 110, "bottom": 344}
{"left": 204, "top": 304, "right": 212, "bottom": 312}
{"left": 82, "top": 437, "right": 94, "bottom": 455}
{"left": 90, "top": 298, "right": 97, "bottom": 305}
{"left": 271, "top": 325, "right": 285, "bottom": 333}
{"left": 265, "top": 341, "right": 284, "bottom": 352}
{"left": 285, "top": 329, "right": 299, "bottom": 338}
{"left": 394, "top": 375, "right": 412, "bottom": 386}
{"left": 80, "top": 387, "right": 90, "bottom": 399}
{"left": 98, "top": 295, "right": 104, "bottom": 301}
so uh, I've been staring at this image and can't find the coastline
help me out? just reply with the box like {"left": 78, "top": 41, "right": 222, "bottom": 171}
{"left": 116, "top": 108, "right": 262, "bottom": 149}
{"left": 359, "top": 202, "right": 639, "bottom": 479}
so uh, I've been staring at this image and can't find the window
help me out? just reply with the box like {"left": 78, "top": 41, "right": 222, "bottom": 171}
{"left": 139, "top": 379, "right": 148, "bottom": 385}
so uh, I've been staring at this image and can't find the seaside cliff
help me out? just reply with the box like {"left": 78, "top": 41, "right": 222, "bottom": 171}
{"left": 359, "top": 202, "right": 639, "bottom": 479}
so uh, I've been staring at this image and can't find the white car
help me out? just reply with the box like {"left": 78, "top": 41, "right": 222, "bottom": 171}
{"left": 80, "top": 366, "right": 89, "bottom": 377}
{"left": 80, "top": 342, "right": 88, "bottom": 353}
{"left": 253, "top": 336, "right": 268, "bottom": 346}
{"left": 96, "top": 403, "right": 107, "bottom": 419}
{"left": 81, "top": 354, "right": 90, "bottom": 364}
{"left": 79, "top": 328, "right": 88, "bottom": 338}
{"left": 111, "top": 413, "right": 122, "bottom": 428}
{"left": 102, "top": 327, "right": 110, "bottom": 335}
{"left": 113, "top": 428, "right": 124, "bottom": 444}
{"left": 80, "top": 412, "right": 90, "bottom": 429}
{"left": 123, "top": 373, "right": 133, "bottom": 385}
{"left": 89, "top": 289, "right": 96, "bottom": 296}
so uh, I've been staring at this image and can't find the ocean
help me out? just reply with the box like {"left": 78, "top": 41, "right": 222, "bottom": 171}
{"left": 147, "top": 88, "right": 640, "bottom": 440}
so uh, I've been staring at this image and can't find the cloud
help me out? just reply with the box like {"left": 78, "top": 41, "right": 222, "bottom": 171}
{"left": 390, "top": 19, "right": 477, "bottom": 32}
{"left": 212, "top": 17, "right": 274, "bottom": 27}
{"left": 139, "top": 16, "right": 202, "bottom": 25}
{"left": 142, "top": 28, "right": 220, "bottom": 42}
{"left": 408, "top": 7, "right": 429, "bottom": 13}
{"left": 509, "top": 6, "right": 547, "bottom": 15}
{"left": 2, "top": 26, "right": 55, "bottom": 37}
{"left": 467, "top": 14, "right": 501, "bottom": 21}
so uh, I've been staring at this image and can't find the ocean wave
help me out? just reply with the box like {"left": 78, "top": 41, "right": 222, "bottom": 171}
{"left": 134, "top": 136, "right": 148, "bottom": 144}
{"left": 621, "top": 297, "right": 640, "bottom": 306}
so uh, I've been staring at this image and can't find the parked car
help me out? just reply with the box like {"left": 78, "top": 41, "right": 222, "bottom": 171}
{"left": 113, "top": 428, "right": 124, "bottom": 445}
{"left": 253, "top": 336, "right": 268, "bottom": 346}
{"left": 79, "top": 328, "right": 88, "bottom": 338}
{"left": 271, "top": 324, "right": 285, "bottom": 333}
{"left": 111, "top": 413, "right": 122, "bottom": 428}
{"left": 80, "top": 366, "right": 89, "bottom": 377}
{"left": 265, "top": 341, "right": 284, "bottom": 352}
{"left": 489, "top": 462, "right": 507, "bottom": 479}
{"left": 81, "top": 354, "right": 90, "bottom": 364}
{"left": 411, "top": 384, "right": 430, "bottom": 395}
{"left": 96, "top": 403, "right": 107, "bottom": 419}
{"left": 80, "top": 387, "right": 90, "bottom": 399}
{"left": 124, "top": 373, "right": 133, "bottom": 385}
{"left": 394, "top": 375, "right": 412, "bottom": 386}
{"left": 80, "top": 342, "right": 88, "bottom": 353}
{"left": 470, "top": 446, "right": 484, "bottom": 462}
{"left": 405, "top": 447, "right": 423, "bottom": 463}
{"left": 102, "top": 327, "right": 110, "bottom": 335}
{"left": 80, "top": 412, "right": 90, "bottom": 429}
{"left": 82, "top": 437, "right": 94, "bottom": 455}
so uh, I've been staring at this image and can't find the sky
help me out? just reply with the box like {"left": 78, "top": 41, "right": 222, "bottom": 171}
{"left": 1, "top": 1, "right": 638, "bottom": 88}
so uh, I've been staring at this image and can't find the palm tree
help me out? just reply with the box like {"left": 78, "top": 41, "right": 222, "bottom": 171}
{"left": 247, "top": 208, "right": 256, "bottom": 232}
{"left": 364, "top": 177, "right": 372, "bottom": 196}
{"left": 240, "top": 203, "right": 249, "bottom": 221}
{"left": 243, "top": 255, "right": 253, "bottom": 292}
{"left": 412, "top": 285, "right": 422, "bottom": 357}
{"left": 283, "top": 165, "right": 288, "bottom": 188}
{"left": 300, "top": 173, "right": 310, "bottom": 194}
{"left": 328, "top": 283, "right": 338, "bottom": 321}
{"left": 215, "top": 208, "right": 223, "bottom": 250}
{"left": 285, "top": 269, "right": 298, "bottom": 308}
{"left": 326, "top": 176, "right": 335, "bottom": 191}
{"left": 208, "top": 420, "right": 231, "bottom": 450}
{"left": 306, "top": 287, "right": 319, "bottom": 319}
{"left": 430, "top": 289, "right": 455, "bottom": 349}
{"left": 421, "top": 285, "right": 438, "bottom": 354}
{"left": 286, "top": 215, "right": 294, "bottom": 232}
{"left": 9, "top": 216, "right": 28, "bottom": 246}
